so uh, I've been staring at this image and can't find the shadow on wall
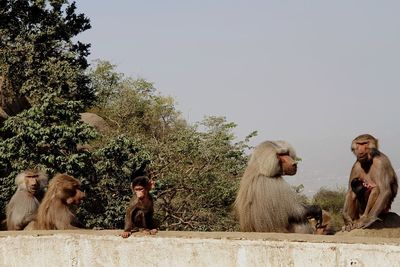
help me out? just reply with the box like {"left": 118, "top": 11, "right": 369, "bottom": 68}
{"left": 371, "top": 212, "right": 400, "bottom": 229}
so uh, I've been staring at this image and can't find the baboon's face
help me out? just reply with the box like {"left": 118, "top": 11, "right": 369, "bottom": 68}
{"left": 278, "top": 154, "right": 297, "bottom": 176}
{"left": 351, "top": 135, "right": 378, "bottom": 163}
{"left": 25, "top": 173, "right": 40, "bottom": 195}
{"left": 64, "top": 186, "right": 86, "bottom": 205}
{"left": 133, "top": 185, "right": 149, "bottom": 200}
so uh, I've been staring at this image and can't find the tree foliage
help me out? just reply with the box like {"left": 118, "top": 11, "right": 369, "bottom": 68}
{"left": 89, "top": 60, "right": 256, "bottom": 230}
{"left": 0, "top": 0, "right": 93, "bottom": 105}
{"left": 80, "top": 136, "right": 150, "bottom": 229}
{"left": 0, "top": 1, "right": 347, "bottom": 233}
{"left": 149, "top": 117, "right": 253, "bottom": 231}
{"left": 0, "top": 0, "right": 98, "bottom": 212}
{"left": 0, "top": 1, "right": 255, "bottom": 231}
{"left": 312, "top": 187, "right": 346, "bottom": 213}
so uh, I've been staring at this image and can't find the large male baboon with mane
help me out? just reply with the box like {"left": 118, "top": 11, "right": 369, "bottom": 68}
{"left": 235, "top": 140, "right": 322, "bottom": 233}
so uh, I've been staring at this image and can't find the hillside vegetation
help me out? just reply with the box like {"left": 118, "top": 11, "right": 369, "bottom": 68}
{"left": 0, "top": 0, "right": 344, "bottom": 231}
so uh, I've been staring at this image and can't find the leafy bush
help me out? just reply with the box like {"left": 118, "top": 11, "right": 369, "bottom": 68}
{"left": 149, "top": 117, "right": 252, "bottom": 231}
{"left": 89, "top": 61, "right": 256, "bottom": 230}
{"left": 0, "top": 0, "right": 95, "bottom": 213}
{"left": 79, "top": 135, "right": 151, "bottom": 228}
{"left": 0, "top": 1, "right": 255, "bottom": 231}
{"left": 312, "top": 187, "right": 346, "bottom": 213}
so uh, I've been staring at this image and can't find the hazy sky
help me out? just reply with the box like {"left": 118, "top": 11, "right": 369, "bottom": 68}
{"left": 76, "top": 1, "right": 400, "bottom": 207}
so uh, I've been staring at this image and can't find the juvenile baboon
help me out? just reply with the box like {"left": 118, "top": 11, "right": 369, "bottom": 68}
{"left": 312, "top": 210, "right": 336, "bottom": 235}
{"left": 350, "top": 178, "right": 369, "bottom": 211}
{"left": 343, "top": 134, "right": 398, "bottom": 231}
{"left": 26, "top": 174, "right": 85, "bottom": 230}
{"left": 121, "top": 176, "right": 157, "bottom": 238}
{"left": 6, "top": 169, "right": 48, "bottom": 230}
{"left": 234, "top": 140, "right": 322, "bottom": 233}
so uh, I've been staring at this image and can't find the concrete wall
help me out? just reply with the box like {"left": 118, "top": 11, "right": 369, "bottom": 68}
{"left": 1, "top": 230, "right": 400, "bottom": 267}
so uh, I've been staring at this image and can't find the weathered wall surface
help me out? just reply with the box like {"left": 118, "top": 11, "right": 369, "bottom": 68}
{"left": 1, "top": 230, "right": 400, "bottom": 267}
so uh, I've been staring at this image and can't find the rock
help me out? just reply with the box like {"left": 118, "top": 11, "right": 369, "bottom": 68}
{"left": 80, "top": 112, "right": 110, "bottom": 134}
{"left": 0, "top": 76, "right": 31, "bottom": 122}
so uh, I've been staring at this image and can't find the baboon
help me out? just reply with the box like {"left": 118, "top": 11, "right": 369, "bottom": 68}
{"left": 5, "top": 169, "right": 48, "bottom": 230}
{"left": 26, "top": 174, "right": 85, "bottom": 230}
{"left": 343, "top": 134, "right": 398, "bottom": 231}
{"left": 121, "top": 176, "right": 157, "bottom": 238}
{"left": 350, "top": 178, "right": 369, "bottom": 211}
{"left": 313, "top": 210, "right": 336, "bottom": 235}
{"left": 234, "top": 140, "right": 322, "bottom": 233}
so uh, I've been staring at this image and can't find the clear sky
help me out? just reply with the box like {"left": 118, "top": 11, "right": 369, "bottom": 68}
{"left": 76, "top": 1, "right": 400, "bottom": 209}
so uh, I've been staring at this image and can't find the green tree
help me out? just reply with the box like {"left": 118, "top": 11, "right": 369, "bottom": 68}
{"left": 88, "top": 60, "right": 122, "bottom": 107}
{"left": 0, "top": 2, "right": 152, "bottom": 228}
{"left": 80, "top": 136, "right": 150, "bottom": 228}
{"left": 89, "top": 61, "right": 256, "bottom": 230}
{"left": 0, "top": 0, "right": 94, "bottom": 216}
{"left": 0, "top": 0, "right": 256, "bottom": 230}
{"left": 0, "top": 0, "right": 94, "bottom": 106}
{"left": 312, "top": 187, "right": 346, "bottom": 213}
{"left": 151, "top": 117, "right": 255, "bottom": 231}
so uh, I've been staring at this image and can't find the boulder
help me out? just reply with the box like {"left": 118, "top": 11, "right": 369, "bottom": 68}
{"left": 80, "top": 112, "right": 110, "bottom": 134}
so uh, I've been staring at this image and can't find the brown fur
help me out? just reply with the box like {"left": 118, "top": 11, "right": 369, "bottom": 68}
{"left": 312, "top": 210, "right": 336, "bottom": 235}
{"left": 343, "top": 134, "right": 398, "bottom": 231}
{"left": 5, "top": 169, "right": 48, "bottom": 230}
{"left": 350, "top": 133, "right": 379, "bottom": 151}
{"left": 121, "top": 176, "right": 157, "bottom": 238}
{"left": 26, "top": 174, "right": 85, "bottom": 230}
{"left": 234, "top": 141, "right": 314, "bottom": 233}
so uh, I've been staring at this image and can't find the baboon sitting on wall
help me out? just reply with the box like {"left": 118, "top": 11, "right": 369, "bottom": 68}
{"left": 234, "top": 140, "right": 322, "bottom": 233}
{"left": 343, "top": 134, "right": 398, "bottom": 231}
{"left": 25, "top": 174, "right": 85, "bottom": 230}
{"left": 121, "top": 176, "right": 157, "bottom": 238}
{"left": 6, "top": 169, "right": 48, "bottom": 230}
